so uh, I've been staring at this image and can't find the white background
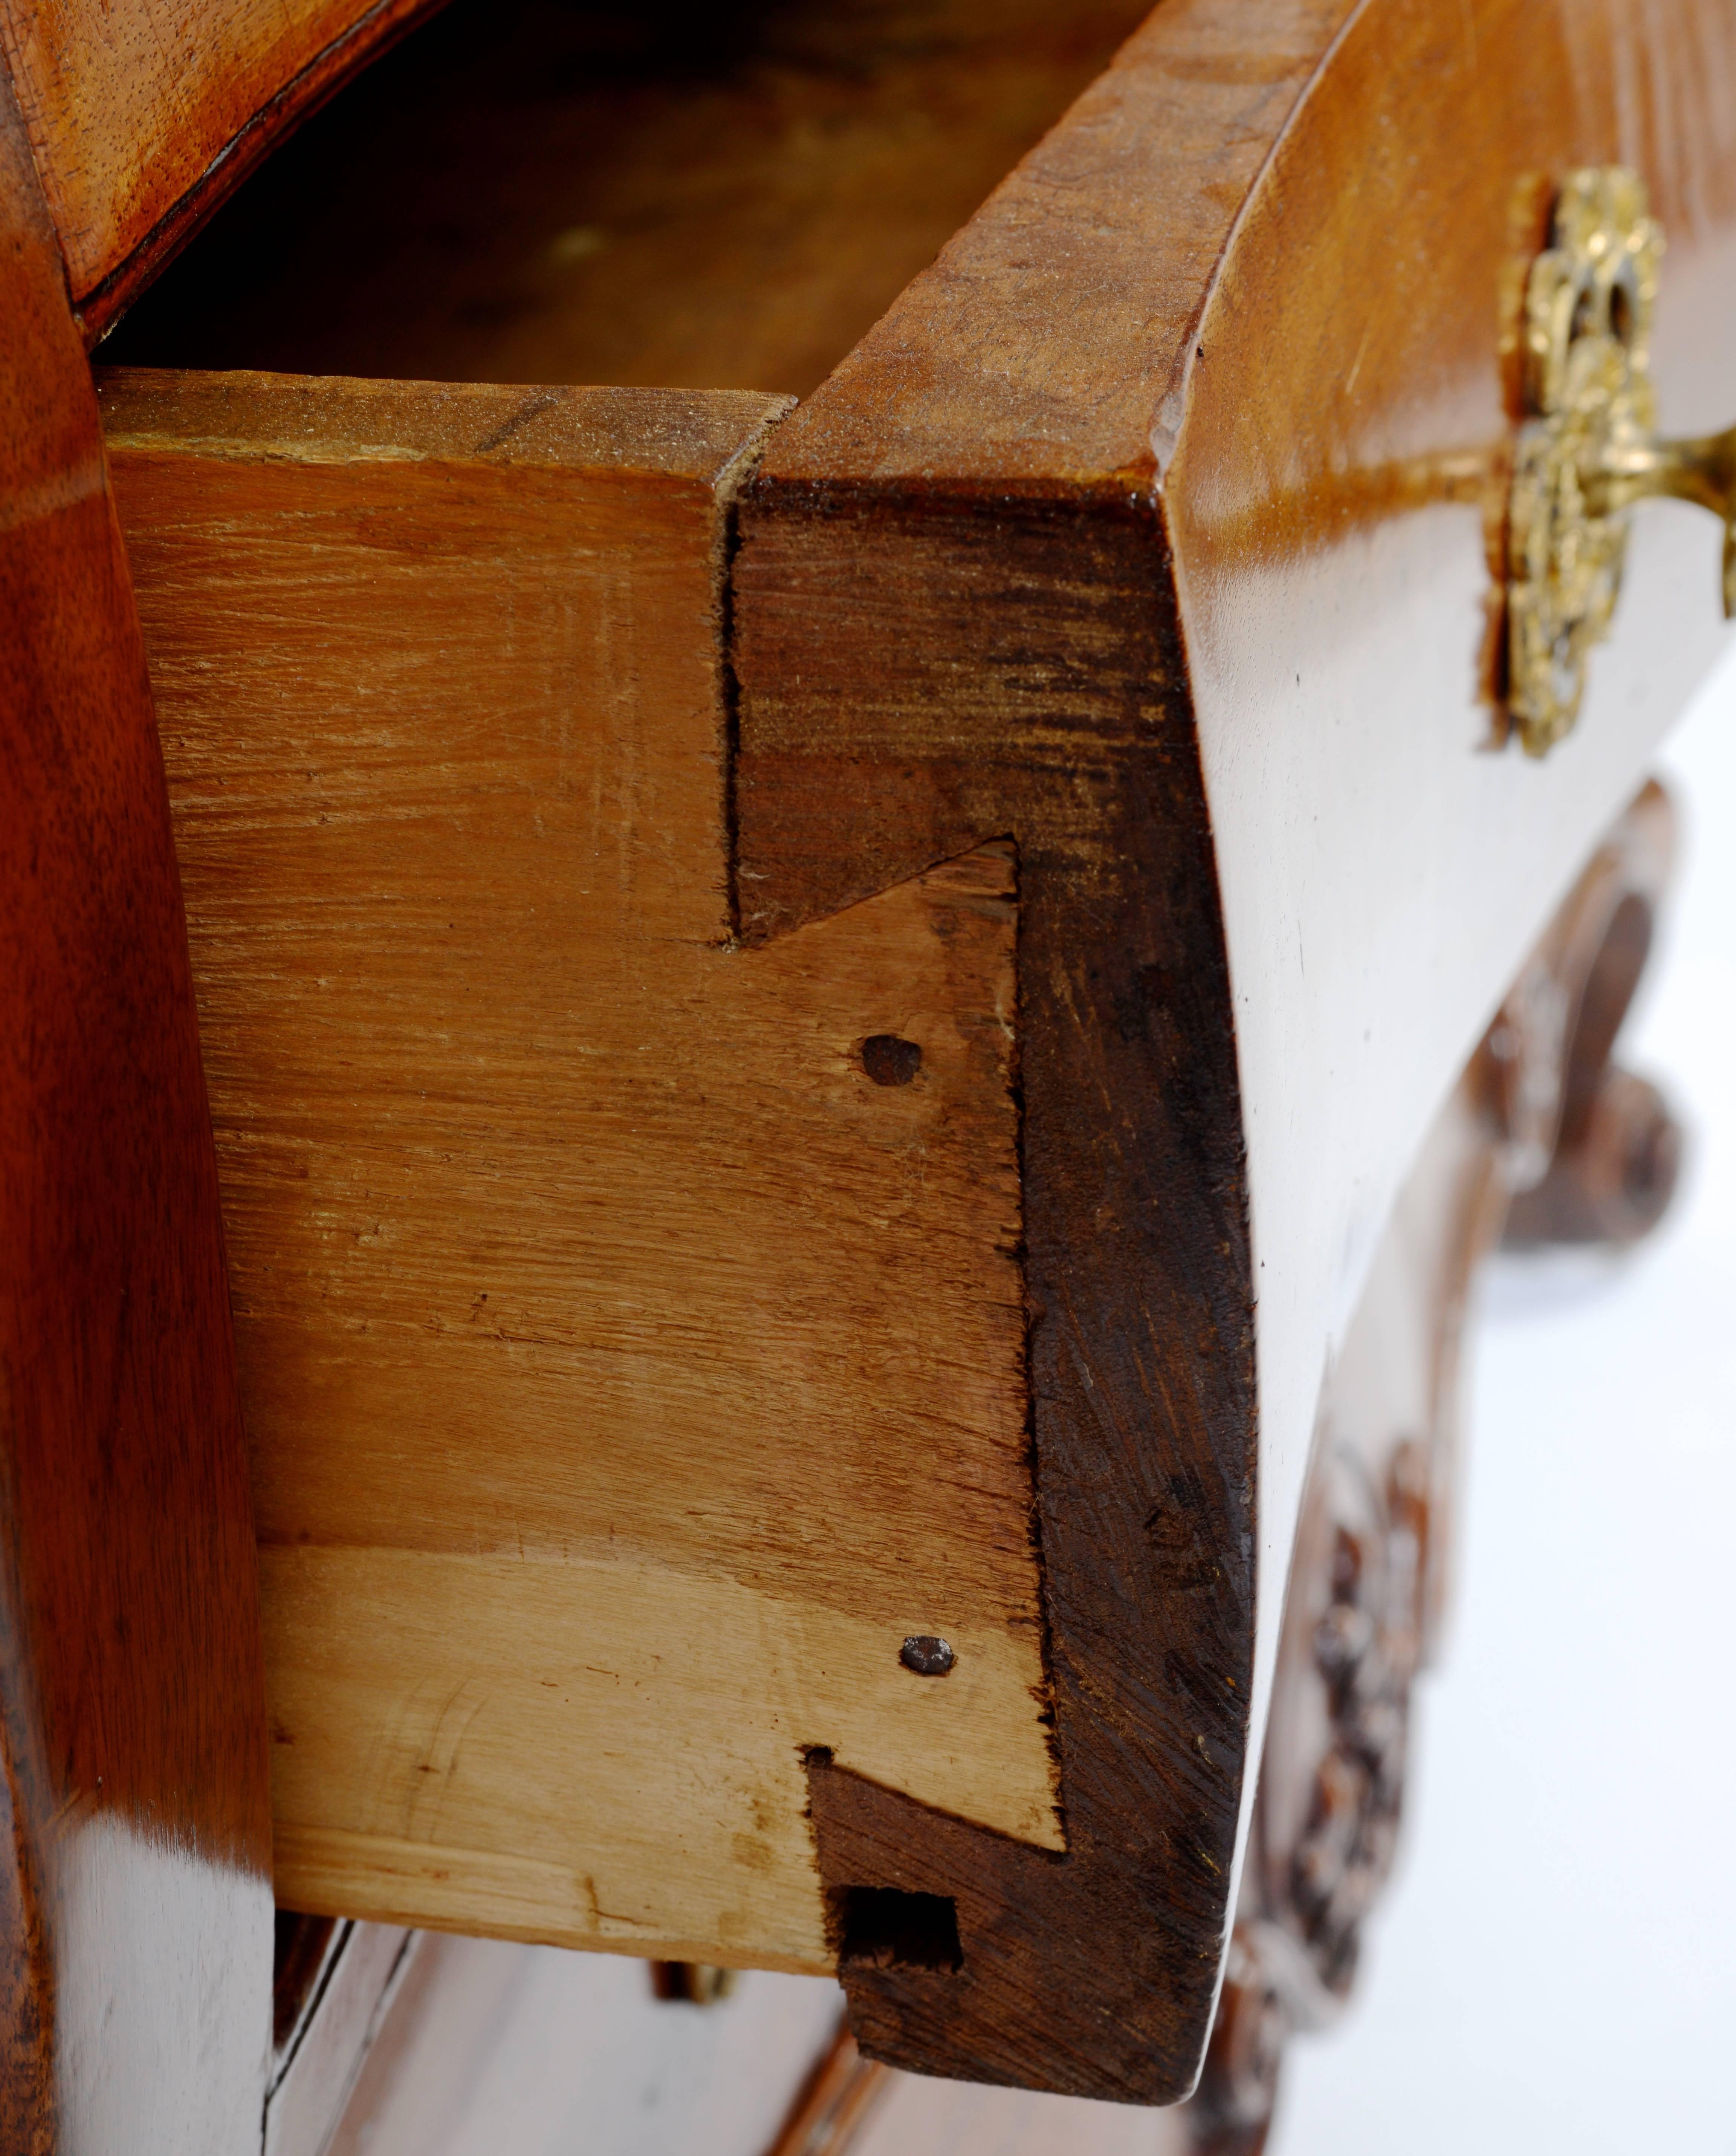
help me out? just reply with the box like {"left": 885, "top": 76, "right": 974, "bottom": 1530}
{"left": 1274, "top": 645, "right": 1736, "bottom": 2154}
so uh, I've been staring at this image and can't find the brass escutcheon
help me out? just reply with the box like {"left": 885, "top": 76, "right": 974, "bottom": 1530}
{"left": 1508, "top": 167, "right": 1736, "bottom": 757}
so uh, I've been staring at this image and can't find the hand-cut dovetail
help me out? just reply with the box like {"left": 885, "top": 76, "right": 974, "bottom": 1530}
{"left": 900, "top": 1635, "right": 954, "bottom": 1676}
{"left": 861, "top": 1034, "right": 922, "bottom": 1086}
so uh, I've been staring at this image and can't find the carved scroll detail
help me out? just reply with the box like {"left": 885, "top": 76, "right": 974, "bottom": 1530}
{"left": 1186, "top": 783, "right": 1679, "bottom": 2153}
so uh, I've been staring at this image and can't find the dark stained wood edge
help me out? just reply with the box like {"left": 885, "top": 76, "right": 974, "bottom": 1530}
{"left": 272, "top": 1912, "right": 347, "bottom": 2060}
{"left": 0, "top": 65, "right": 273, "bottom": 2150}
{"left": 729, "top": 0, "right": 1375, "bottom": 2103}
{"left": 73, "top": 0, "right": 450, "bottom": 346}
{"left": 736, "top": 484, "right": 1253, "bottom": 2103}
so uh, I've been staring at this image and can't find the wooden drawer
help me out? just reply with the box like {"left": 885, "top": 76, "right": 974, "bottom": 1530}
{"left": 11, "top": 0, "right": 1735, "bottom": 2116}
{"left": 99, "top": 363, "right": 1055, "bottom": 1977}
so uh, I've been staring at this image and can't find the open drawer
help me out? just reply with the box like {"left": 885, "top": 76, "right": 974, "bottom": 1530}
{"left": 49, "top": 0, "right": 1736, "bottom": 2109}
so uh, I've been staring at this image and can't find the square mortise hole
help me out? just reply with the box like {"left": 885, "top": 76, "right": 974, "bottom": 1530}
{"left": 836, "top": 1886, "right": 963, "bottom": 1974}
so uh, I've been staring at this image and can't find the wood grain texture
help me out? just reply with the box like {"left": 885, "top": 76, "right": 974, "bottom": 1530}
{"left": 99, "top": 0, "right": 1158, "bottom": 401}
{"left": 733, "top": 0, "right": 1736, "bottom": 2104}
{"left": 0, "top": 0, "right": 437, "bottom": 330}
{"left": 741, "top": 491, "right": 1255, "bottom": 2099}
{"left": 0, "top": 81, "right": 272, "bottom": 2156}
{"left": 99, "top": 368, "right": 1062, "bottom": 1970}
{"left": 730, "top": 2, "right": 1338, "bottom": 2095}
{"left": 738, "top": 0, "right": 1351, "bottom": 492}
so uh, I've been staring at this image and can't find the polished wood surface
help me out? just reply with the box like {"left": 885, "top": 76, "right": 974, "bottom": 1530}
{"left": 0, "top": 75, "right": 272, "bottom": 2156}
{"left": 0, "top": 0, "right": 429, "bottom": 332}
{"left": 1190, "top": 786, "right": 1678, "bottom": 2153}
{"left": 101, "top": 367, "right": 1061, "bottom": 1972}
{"left": 1167, "top": 0, "right": 1736, "bottom": 1748}
{"left": 730, "top": 0, "right": 1342, "bottom": 2102}
{"left": 99, "top": 0, "right": 1156, "bottom": 398}
{"left": 733, "top": 0, "right": 1736, "bottom": 2104}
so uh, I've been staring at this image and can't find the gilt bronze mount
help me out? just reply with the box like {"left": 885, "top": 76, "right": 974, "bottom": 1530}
{"left": 1509, "top": 167, "right": 1736, "bottom": 755}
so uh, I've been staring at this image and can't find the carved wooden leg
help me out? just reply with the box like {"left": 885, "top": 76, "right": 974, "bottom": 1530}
{"left": 1186, "top": 782, "right": 1680, "bottom": 2153}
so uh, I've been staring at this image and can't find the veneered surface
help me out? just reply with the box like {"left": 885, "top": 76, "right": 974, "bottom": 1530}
{"left": 0, "top": 0, "right": 432, "bottom": 320}
{"left": 733, "top": 0, "right": 1736, "bottom": 2104}
{"left": 750, "top": 0, "right": 1354, "bottom": 485}
{"left": 0, "top": 77, "right": 272, "bottom": 2156}
{"left": 39, "top": 0, "right": 1736, "bottom": 2108}
{"left": 1168, "top": 0, "right": 1736, "bottom": 1766}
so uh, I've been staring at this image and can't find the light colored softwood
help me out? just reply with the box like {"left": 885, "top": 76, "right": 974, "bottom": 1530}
{"left": 98, "top": 368, "right": 1061, "bottom": 1971}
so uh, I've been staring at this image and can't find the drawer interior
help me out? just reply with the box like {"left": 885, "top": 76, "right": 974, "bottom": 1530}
{"left": 99, "top": 0, "right": 1154, "bottom": 396}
